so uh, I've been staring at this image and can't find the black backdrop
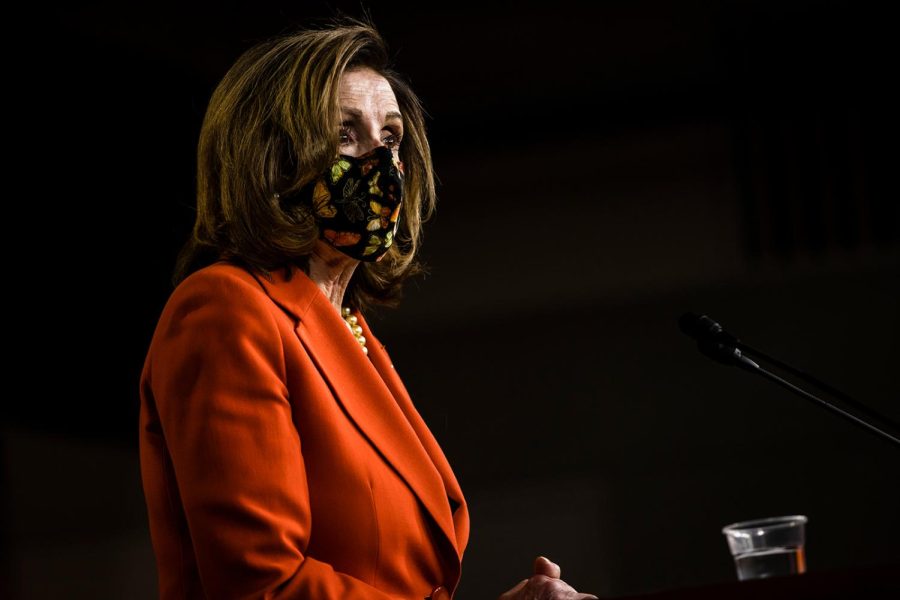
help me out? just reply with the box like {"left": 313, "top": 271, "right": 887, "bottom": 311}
{"left": 4, "top": 1, "right": 898, "bottom": 598}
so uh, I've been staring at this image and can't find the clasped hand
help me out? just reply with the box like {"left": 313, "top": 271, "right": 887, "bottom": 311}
{"left": 498, "top": 556, "right": 599, "bottom": 600}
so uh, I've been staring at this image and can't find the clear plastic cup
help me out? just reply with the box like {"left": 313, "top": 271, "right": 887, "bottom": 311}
{"left": 722, "top": 515, "right": 808, "bottom": 581}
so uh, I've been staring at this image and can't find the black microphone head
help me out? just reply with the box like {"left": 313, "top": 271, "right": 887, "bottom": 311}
{"left": 679, "top": 313, "right": 723, "bottom": 341}
{"left": 678, "top": 312, "right": 756, "bottom": 369}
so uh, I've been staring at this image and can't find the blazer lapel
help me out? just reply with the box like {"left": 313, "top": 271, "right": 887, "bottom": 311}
{"left": 249, "top": 265, "right": 462, "bottom": 561}
{"left": 361, "top": 316, "right": 470, "bottom": 556}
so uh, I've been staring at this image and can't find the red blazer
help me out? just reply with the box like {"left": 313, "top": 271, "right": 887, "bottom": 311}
{"left": 139, "top": 261, "right": 469, "bottom": 599}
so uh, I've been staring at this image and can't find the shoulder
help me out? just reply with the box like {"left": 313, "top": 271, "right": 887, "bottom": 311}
{"left": 164, "top": 261, "right": 281, "bottom": 315}
{"left": 172, "top": 261, "right": 269, "bottom": 305}
{"left": 154, "top": 262, "right": 286, "bottom": 343}
{"left": 143, "top": 263, "right": 297, "bottom": 419}
{"left": 145, "top": 262, "right": 293, "bottom": 382}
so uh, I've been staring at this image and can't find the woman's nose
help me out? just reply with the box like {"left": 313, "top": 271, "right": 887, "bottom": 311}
{"left": 355, "top": 124, "right": 386, "bottom": 156}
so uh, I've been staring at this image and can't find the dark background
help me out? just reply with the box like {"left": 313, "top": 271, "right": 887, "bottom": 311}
{"left": 4, "top": 1, "right": 898, "bottom": 598}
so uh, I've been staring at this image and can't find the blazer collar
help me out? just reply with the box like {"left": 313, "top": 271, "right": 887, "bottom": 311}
{"left": 247, "top": 263, "right": 466, "bottom": 564}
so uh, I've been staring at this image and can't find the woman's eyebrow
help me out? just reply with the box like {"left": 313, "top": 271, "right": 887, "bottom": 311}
{"left": 340, "top": 107, "right": 362, "bottom": 121}
{"left": 340, "top": 106, "right": 403, "bottom": 124}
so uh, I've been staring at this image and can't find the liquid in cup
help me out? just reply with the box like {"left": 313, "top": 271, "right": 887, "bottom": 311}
{"left": 722, "top": 515, "right": 807, "bottom": 581}
{"left": 733, "top": 545, "right": 806, "bottom": 580}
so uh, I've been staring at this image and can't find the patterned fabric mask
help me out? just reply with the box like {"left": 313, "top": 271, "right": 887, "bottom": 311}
{"left": 296, "top": 146, "right": 403, "bottom": 261}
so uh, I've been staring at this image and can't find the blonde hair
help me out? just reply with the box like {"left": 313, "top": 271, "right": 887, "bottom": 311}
{"left": 174, "top": 20, "right": 435, "bottom": 309}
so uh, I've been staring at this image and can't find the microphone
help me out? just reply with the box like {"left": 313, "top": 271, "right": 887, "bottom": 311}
{"left": 678, "top": 313, "right": 759, "bottom": 371}
{"left": 679, "top": 312, "right": 900, "bottom": 448}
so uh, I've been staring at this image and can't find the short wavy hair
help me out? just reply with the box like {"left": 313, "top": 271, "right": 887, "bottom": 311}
{"left": 174, "top": 20, "right": 435, "bottom": 309}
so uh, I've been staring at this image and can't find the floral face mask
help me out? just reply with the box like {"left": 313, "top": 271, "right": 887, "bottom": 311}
{"left": 298, "top": 146, "right": 404, "bottom": 261}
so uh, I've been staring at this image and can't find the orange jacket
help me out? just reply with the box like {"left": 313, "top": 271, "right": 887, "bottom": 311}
{"left": 139, "top": 262, "right": 469, "bottom": 599}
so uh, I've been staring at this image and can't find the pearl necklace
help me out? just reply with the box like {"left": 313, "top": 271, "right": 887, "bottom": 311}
{"left": 341, "top": 307, "right": 368, "bottom": 355}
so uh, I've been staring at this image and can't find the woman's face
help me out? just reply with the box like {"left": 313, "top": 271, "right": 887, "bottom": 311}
{"left": 338, "top": 68, "right": 403, "bottom": 159}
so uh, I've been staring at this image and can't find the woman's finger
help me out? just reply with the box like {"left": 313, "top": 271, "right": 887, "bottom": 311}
{"left": 533, "top": 555, "right": 561, "bottom": 579}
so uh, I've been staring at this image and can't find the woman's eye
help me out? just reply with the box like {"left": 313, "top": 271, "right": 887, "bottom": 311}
{"left": 338, "top": 125, "right": 353, "bottom": 145}
{"left": 382, "top": 133, "right": 402, "bottom": 149}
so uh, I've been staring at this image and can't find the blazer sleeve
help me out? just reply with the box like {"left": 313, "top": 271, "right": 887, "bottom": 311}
{"left": 148, "top": 271, "right": 400, "bottom": 600}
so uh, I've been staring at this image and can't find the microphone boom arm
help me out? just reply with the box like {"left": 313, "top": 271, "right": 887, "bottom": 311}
{"left": 680, "top": 313, "right": 900, "bottom": 448}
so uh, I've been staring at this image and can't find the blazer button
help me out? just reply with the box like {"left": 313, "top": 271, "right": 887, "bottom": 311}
{"left": 428, "top": 585, "right": 450, "bottom": 600}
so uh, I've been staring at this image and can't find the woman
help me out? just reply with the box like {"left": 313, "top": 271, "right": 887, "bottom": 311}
{"left": 139, "top": 20, "right": 598, "bottom": 600}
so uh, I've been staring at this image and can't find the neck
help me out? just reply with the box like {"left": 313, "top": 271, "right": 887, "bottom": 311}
{"left": 308, "top": 241, "right": 359, "bottom": 313}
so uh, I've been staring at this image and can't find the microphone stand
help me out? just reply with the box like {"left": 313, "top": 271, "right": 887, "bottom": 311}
{"left": 681, "top": 313, "right": 900, "bottom": 448}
